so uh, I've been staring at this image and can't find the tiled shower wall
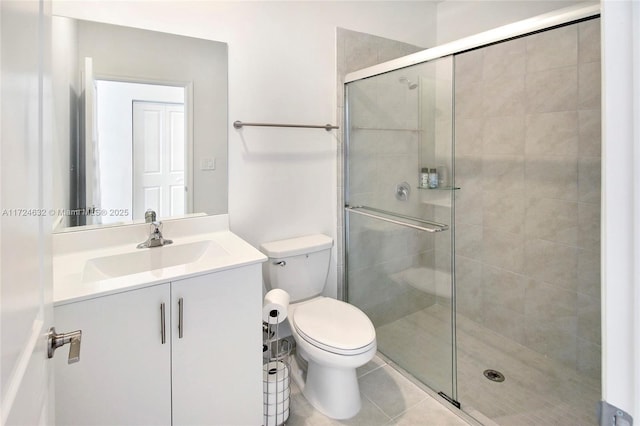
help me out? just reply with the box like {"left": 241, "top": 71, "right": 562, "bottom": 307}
{"left": 453, "top": 19, "right": 601, "bottom": 378}
{"left": 336, "top": 28, "right": 424, "bottom": 300}
{"left": 345, "top": 63, "right": 436, "bottom": 326}
{"left": 343, "top": 50, "right": 458, "bottom": 328}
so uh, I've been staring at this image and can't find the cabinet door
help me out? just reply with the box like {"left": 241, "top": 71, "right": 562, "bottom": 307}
{"left": 171, "top": 266, "right": 263, "bottom": 426}
{"left": 54, "top": 284, "right": 172, "bottom": 426}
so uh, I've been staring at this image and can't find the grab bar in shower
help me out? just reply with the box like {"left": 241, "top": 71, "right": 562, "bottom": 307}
{"left": 345, "top": 205, "right": 449, "bottom": 233}
{"left": 233, "top": 120, "right": 339, "bottom": 131}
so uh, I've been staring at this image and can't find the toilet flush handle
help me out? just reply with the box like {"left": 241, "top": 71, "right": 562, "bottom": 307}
{"left": 273, "top": 261, "right": 286, "bottom": 267}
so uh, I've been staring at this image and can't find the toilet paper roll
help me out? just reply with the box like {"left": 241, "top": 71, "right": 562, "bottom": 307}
{"left": 264, "top": 380, "right": 289, "bottom": 394}
{"left": 263, "top": 361, "right": 290, "bottom": 393}
{"left": 263, "top": 361, "right": 289, "bottom": 382}
{"left": 263, "top": 387, "right": 290, "bottom": 403}
{"left": 263, "top": 289, "right": 290, "bottom": 324}
{"left": 263, "top": 397, "right": 290, "bottom": 415}
{"left": 263, "top": 408, "right": 289, "bottom": 426}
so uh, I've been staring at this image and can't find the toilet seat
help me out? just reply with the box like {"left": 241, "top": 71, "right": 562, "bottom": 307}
{"left": 293, "top": 297, "right": 376, "bottom": 356}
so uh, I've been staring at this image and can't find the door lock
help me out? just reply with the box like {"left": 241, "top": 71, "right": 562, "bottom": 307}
{"left": 47, "top": 327, "right": 82, "bottom": 364}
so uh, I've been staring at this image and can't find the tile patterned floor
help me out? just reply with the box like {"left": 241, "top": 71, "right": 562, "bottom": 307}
{"left": 285, "top": 355, "right": 472, "bottom": 426}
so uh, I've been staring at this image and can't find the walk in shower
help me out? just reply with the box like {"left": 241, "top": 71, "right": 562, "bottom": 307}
{"left": 344, "top": 5, "right": 601, "bottom": 425}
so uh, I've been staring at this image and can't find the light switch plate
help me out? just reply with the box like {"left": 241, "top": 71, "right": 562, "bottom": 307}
{"left": 200, "top": 158, "right": 215, "bottom": 171}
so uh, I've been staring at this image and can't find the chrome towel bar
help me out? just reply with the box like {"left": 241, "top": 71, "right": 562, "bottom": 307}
{"left": 345, "top": 205, "right": 449, "bottom": 233}
{"left": 233, "top": 120, "right": 339, "bottom": 131}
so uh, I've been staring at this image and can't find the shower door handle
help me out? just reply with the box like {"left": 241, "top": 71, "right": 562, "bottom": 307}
{"left": 346, "top": 205, "right": 449, "bottom": 233}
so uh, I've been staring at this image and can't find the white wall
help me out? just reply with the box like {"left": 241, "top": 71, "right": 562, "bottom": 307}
{"left": 601, "top": 0, "right": 639, "bottom": 418}
{"left": 52, "top": 1, "right": 438, "bottom": 297}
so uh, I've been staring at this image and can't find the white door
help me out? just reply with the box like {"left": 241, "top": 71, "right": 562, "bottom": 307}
{"left": 0, "top": 0, "right": 54, "bottom": 424}
{"left": 132, "top": 101, "right": 185, "bottom": 220}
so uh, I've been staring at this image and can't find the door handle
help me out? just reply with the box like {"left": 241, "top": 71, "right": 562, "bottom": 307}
{"left": 48, "top": 327, "right": 82, "bottom": 364}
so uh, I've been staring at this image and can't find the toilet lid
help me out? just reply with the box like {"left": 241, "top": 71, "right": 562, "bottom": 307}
{"left": 293, "top": 298, "right": 375, "bottom": 355}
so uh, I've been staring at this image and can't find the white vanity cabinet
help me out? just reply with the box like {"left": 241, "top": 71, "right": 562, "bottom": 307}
{"left": 171, "top": 266, "right": 263, "bottom": 425}
{"left": 54, "top": 283, "right": 172, "bottom": 425}
{"left": 54, "top": 265, "right": 263, "bottom": 426}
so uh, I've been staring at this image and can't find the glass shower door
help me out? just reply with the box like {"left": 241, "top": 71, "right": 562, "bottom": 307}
{"left": 345, "top": 56, "right": 457, "bottom": 404}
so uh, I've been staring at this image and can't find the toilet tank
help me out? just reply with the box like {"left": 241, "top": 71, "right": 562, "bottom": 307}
{"left": 260, "top": 234, "right": 333, "bottom": 302}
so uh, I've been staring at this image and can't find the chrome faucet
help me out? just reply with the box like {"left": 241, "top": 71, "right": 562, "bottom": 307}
{"left": 145, "top": 209, "right": 157, "bottom": 223}
{"left": 137, "top": 220, "right": 173, "bottom": 249}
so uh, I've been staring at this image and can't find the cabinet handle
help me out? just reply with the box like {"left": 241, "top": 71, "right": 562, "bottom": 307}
{"left": 178, "top": 297, "right": 184, "bottom": 339}
{"left": 160, "top": 303, "right": 166, "bottom": 344}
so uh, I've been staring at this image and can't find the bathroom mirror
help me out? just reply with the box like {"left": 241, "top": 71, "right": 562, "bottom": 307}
{"left": 52, "top": 16, "right": 228, "bottom": 231}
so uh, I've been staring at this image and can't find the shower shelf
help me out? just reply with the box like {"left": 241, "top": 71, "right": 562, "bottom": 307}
{"left": 418, "top": 185, "right": 460, "bottom": 191}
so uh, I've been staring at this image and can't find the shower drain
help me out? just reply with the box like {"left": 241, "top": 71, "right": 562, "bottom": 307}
{"left": 483, "top": 369, "right": 505, "bottom": 382}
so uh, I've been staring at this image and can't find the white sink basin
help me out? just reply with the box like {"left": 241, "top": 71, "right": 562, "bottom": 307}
{"left": 82, "top": 240, "right": 229, "bottom": 283}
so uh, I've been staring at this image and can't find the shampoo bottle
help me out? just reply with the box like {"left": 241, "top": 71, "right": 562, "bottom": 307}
{"left": 428, "top": 168, "right": 439, "bottom": 189}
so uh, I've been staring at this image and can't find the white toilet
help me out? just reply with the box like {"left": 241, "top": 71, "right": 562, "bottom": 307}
{"left": 261, "top": 234, "right": 377, "bottom": 420}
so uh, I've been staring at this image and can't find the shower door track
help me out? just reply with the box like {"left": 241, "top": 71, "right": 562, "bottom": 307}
{"left": 345, "top": 205, "right": 449, "bottom": 233}
{"left": 344, "top": 2, "right": 599, "bottom": 84}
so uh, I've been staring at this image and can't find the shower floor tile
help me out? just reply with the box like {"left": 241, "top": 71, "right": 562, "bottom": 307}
{"left": 375, "top": 305, "right": 600, "bottom": 426}
{"left": 285, "top": 355, "right": 472, "bottom": 426}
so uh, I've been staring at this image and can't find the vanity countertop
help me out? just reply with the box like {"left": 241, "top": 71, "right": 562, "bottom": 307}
{"left": 53, "top": 215, "right": 267, "bottom": 306}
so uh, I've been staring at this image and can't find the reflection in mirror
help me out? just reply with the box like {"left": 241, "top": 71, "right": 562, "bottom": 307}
{"left": 52, "top": 16, "right": 228, "bottom": 231}
{"left": 93, "top": 80, "right": 187, "bottom": 225}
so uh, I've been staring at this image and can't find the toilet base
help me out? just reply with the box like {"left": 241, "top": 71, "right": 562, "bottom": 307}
{"left": 284, "top": 297, "right": 377, "bottom": 420}
{"left": 289, "top": 354, "right": 306, "bottom": 392}
{"left": 293, "top": 351, "right": 362, "bottom": 420}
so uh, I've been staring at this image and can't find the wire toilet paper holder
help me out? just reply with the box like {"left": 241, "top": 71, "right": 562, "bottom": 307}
{"left": 263, "top": 314, "right": 291, "bottom": 426}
